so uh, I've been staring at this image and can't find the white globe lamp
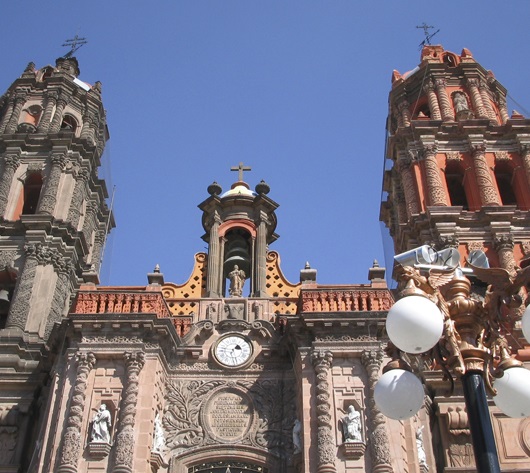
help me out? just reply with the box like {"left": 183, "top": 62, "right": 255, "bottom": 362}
{"left": 493, "top": 366, "right": 530, "bottom": 418}
{"left": 386, "top": 295, "right": 444, "bottom": 354}
{"left": 374, "top": 369, "right": 424, "bottom": 420}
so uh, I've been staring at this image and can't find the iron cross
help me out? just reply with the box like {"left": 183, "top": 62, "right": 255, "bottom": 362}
{"left": 230, "top": 162, "right": 251, "bottom": 182}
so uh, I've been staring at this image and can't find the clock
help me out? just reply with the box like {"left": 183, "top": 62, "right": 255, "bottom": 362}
{"left": 214, "top": 335, "right": 253, "bottom": 368}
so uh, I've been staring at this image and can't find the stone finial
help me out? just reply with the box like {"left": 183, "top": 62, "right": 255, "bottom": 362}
{"left": 147, "top": 265, "right": 164, "bottom": 285}
{"left": 300, "top": 262, "right": 317, "bottom": 285}
{"left": 255, "top": 179, "right": 270, "bottom": 195}
{"left": 55, "top": 56, "right": 80, "bottom": 77}
{"left": 22, "top": 62, "right": 36, "bottom": 78}
{"left": 207, "top": 181, "right": 222, "bottom": 196}
{"left": 368, "top": 259, "right": 386, "bottom": 282}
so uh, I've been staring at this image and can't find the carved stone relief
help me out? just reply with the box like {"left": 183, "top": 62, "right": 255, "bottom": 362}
{"left": 163, "top": 378, "right": 295, "bottom": 459}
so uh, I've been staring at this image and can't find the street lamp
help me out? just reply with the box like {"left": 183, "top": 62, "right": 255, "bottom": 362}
{"left": 375, "top": 256, "right": 530, "bottom": 473}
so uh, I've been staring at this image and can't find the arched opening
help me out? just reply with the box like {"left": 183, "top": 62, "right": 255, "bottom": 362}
{"left": 0, "top": 268, "right": 17, "bottom": 329}
{"left": 189, "top": 462, "right": 268, "bottom": 473}
{"left": 61, "top": 114, "right": 78, "bottom": 134}
{"left": 223, "top": 228, "right": 252, "bottom": 298}
{"left": 17, "top": 104, "right": 42, "bottom": 133}
{"left": 21, "top": 173, "right": 43, "bottom": 215}
{"left": 443, "top": 52, "right": 458, "bottom": 67}
{"left": 37, "top": 66, "right": 54, "bottom": 82}
{"left": 445, "top": 162, "right": 469, "bottom": 210}
{"left": 494, "top": 163, "right": 517, "bottom": 206}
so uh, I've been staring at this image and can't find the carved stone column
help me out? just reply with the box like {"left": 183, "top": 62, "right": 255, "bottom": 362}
{"left": 421, "top": 144, "right": 449, "bottom": 206}
{"left": 254, "top": 218, "right": 267, "bottom": 297}
{"left": 520, "top": 145, "right": 530, "bottom": 189}
{"left": 206, "top": 216, "right": 221, "bottom": 297}
{"left": 311, "top": 350, "right": 336, "bottom": 473}
{"left": 470, "top": 144, "right": 500, "bottom": 206}
{"left": 45, "top": 256, "right": 72, "bottom": 337}
{"left": 397, "top": 153, "right": 420, "bottom": 217}
{"left": 361, "top": 350, "right": 393, "bottom": 473}
{"left": 4, "top": 91, "right": 27, "bottom": 134}
{"left": 434, "top": 79, "right": 454, "bottom": 121}
{"left": 494, "top": 234, "right": 516, "bottom": 274}
{"left": 423, "top": 81, "right": 442, "bottom": 120}
{"left": 0, "top": 96, "right": 15, "bottom": 133}
{"left": 466, "top": 78, "right": 487, "bottom": 119}
{"left": 37, "top": 153, "right": 67, "bottom": 215}
{"left": 37, "top": 90, "right": 58, "bottom": 133}
{"left": 67, "top": 169, "right": 88, "bottom": 228}
{"left": 113, "top": 351, "right": 145, "bottom": 473}
{"left": 496, "top": 92, "right": 509, "bottom": 124}
{"left": 49, "top": 95, "right": 69, "bottom": 133}
{"left": 5, "top": 244, "right": 40, "bottom": 330}
{"left": 57, "top": 352, "right": 96, "bottom": 473}
{"left": 91, "top": 232, "right": 105, "bottom": 273}
{"left": 397, "top": 100, "right": 411, "bottom": 127}
{"left": 0, "top": 155, "right": 20, "bottom": 217}
{"left": 80, "top": 112, "right": 94, "bottom": 140}
{"left": 478, "top": 81, "right": 497, "bottom": 122}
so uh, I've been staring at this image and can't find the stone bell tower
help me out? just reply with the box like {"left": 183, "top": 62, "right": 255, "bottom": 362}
{"left": 0, "top": 56, "right": 113, "bottom": 471}
{"left": 199, "top": 162, "right": 278, "bottom": 298}
{"left": 380, "top": 45, "right": 530, "bottom": 273}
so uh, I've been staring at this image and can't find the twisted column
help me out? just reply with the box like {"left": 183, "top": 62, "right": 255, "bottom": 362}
{"left": 4, "top": 91, "right": 27, "bottom": 134}
{"left": 466, "top": 78, "right": 487, "bottom": 119}
{"left": 113, "top": 351, "right": 145, "bottom": 473}
{"left": 45, "top": 256, "right": 72, "bottom": 338}
{"left": 5, "top": 244, "right": 40, "bottom": 330}
{"left": 57, "top": 352, "right": 96, "bottom": 473}
{"left": 49, "top": 96, "right": 68, "bottom": 133}
{"left": 67, "top": 169, "right": 88, "bottom": 228}
{"left": 520, "top": 145, "right": 530, "bottom": 189}
{"left": 496, "top": 93, "right": 509, "bottom": 124}
{"left": 422, "top": 144, "right": 449, "bottom": 206}
{"left": 397, "top": 100, "right": 411, "bottom": 127}
{"left": 493, "top": 235, "right": 516, "bottom": 274}
{"left": 479, "top": 81, "right": 497, "bottom": 122}
{"left": 37, "top": 90, "right": 58, "bottom": 133}
{"left": 0, "top": 155, "right": 20, "bottom": 217}
{"left": 423, "top": 81, "right": 442, "bottom": 120}
{"left": 361, "top": 350, "right": 393, "bottom": 473}
{"left": 397, "top": 154, "right": 420, "bottom": 217}
{"left": 80, "top": 112, "right": 94, "bottom": 140}
{"left": 471, "top": 144, "right": 500, "bottom": 206}
{"left": 90, "top": 232, "right": 105, "bottom": 273}
{"left": 311, "top": 350, "right": 336, "bottom": 473}
{"left": 0, "top": 96, "right": 15, "bottom": 133}
{"left": 37, "top": 153, "right": 67, "bottom": 215}
{"left": 435, "top": 79, "right": 455, "bottom": 121}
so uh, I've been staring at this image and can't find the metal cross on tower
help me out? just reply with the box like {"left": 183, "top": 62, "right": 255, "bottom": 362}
{"left": 230, "top": 162, "right": 251, "bottom": 182}
{"left": 416, "top": 22, "right": 440, "bottom": 49}
{"left": 62, "top": 34, "right": 88, "bottom": 58}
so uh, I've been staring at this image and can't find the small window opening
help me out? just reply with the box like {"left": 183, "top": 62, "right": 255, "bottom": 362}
{"left": 22, "top": 173, "right": 43, "bottom": 215}
{"left": 61, "top": 115, "right": 78, "bottom": 133}
{"left": 445, "top": 163, "right": 469, "bottom": 210}
{"left": 416, "top": 104, "right": 431, "bottom": 119}
{"left": 495, "top": 167, "right": 517, "bottom": 206}
{"left": 443, "top": 53, "right": 457, "bottom": 67}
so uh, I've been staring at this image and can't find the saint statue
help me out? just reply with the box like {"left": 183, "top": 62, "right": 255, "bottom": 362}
{"left": 228, "top": 265, "right": 246, "bottom": 297}
{"left": 417, "top": 426, "right": 428, "bottom": 469}
{"left": 342, "top": 405, "right": 362, "bottom": 442}
{"left": 453, "top": 92, "right": 469, "bottom": 113}
{"left": 152, "top": 413, "right": 165, "bottom": 452}
{"left": 91, "top": 404, "right": 112, "bottom": 444}
{"left": 292, "top": 419, "right": 302, "bottom": 454}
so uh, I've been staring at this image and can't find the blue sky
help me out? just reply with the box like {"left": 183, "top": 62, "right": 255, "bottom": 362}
{"left": 1, "top": 1, "right": 529, "bottom": 288}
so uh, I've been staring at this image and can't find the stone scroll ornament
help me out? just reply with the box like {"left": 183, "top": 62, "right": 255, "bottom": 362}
{"left": 57, "top": 352, "right": 96, "bottom": 473}
{"left": 311, "top": 350, "right": 337, "bottom": 473}
{"left": 361, "top": 350, "right": 393, "bottom": 473}
{"left": 112, "top": 351, "right": 145, "bottom": 473}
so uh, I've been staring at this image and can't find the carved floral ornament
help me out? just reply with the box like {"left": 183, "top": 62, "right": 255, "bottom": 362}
{"left": 162, "top": 378, "right": 296, "bottom": 457}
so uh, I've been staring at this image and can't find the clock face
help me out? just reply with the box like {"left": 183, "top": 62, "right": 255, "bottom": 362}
{"left": 215, "top": 335, "right": 253, "bottom": 367}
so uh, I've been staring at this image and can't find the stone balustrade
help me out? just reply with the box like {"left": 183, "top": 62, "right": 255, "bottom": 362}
{"left": 301, "top": 288, "right": 393, "bottom": 313}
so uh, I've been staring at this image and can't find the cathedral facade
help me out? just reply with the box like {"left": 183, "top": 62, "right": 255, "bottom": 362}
{"left": 0, "top": 46, "right": 529, "bottom": 472}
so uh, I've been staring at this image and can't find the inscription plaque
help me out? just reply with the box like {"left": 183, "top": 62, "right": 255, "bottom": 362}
{"left": 204, "top": 389, "right": 253, "bottom": 442}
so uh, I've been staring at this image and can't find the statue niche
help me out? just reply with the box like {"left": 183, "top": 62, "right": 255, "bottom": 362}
{"left": 223, "top": 229, "right": 251, "bottom": 297}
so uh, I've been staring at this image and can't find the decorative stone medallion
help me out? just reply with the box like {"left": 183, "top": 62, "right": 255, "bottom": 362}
{"left": 202, "top": 387, "right": 254, "bottom": 443}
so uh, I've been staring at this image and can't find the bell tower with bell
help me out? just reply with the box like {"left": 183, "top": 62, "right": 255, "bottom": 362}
{"left": 199, "top": 163, "right": 278, "bottom": 298}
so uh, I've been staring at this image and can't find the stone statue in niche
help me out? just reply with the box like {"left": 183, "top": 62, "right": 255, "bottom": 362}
{"left": 416, "top": 426, "right": 428, "bottom": 469}
{"left": 342, "top": 405, "right": 362, "bottom": 442}
{"left": 292, "top": 419, "right": 302, "bottom": 454}
{"left": 453, "top": 92, "right": 473, "bottom": 119}
{"left": 90, "top": 404, "right": 112, "bottom": 444}
{"left": 228, "top": 265, "right": 246, "bottom": 297}
{"left": 152, "top": 413, "right": 165, "bottom": 452}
